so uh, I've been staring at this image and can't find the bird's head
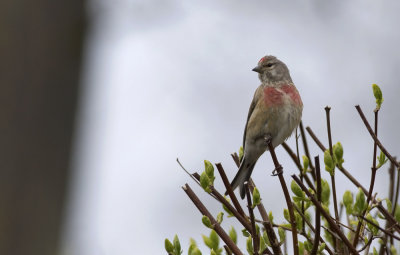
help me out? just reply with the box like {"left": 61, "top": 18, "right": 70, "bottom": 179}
{"left": 252, "top": 55, "right": 292, "bottom": 84}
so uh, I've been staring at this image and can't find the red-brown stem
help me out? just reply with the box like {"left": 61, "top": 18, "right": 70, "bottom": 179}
{"left": 299, "top": 121, "right": 316, "bottom": 180}
{"left": 296, "top": 127, "right": 306, "bottom": 233}
{"left": 215, "top": 163, "right": 246, "bottom": 217}
{"left": 310, "top": 156, "right": 322, "bottom": 255}
{"left": 248, "top": 180, "right": 282, "bottom": 255}
{"left": 325, "top": 107, "right": 340, "bottom": 225}
{"left": 182, "top": 184, "right": 244, "bottom": 255}
{"left": 392, "top": 167, "right": 400, "bottom": 216}
{"left": 245, "top": 182, "right": 259, "bottom": 255}
{"left": 353, "top": 110, "right": 379, "bottom": 247}
{"left": 325, "top": 107, "right": 340, "bottom": 253}
{"left": 355, "top": 105, "right": 399, "bottom": 168}
{"left": 267, "top": 140, "right": 299, "bottom": 255}
{"left": 291, "top": 175, "right": 359, "bottom": 255}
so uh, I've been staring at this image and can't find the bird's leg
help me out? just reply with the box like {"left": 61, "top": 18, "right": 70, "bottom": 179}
{"left": 264, "top": 134, "right": 283, "bottom": 176}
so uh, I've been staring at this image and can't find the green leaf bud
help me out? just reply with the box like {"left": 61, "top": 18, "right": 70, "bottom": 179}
{"left": 390, "top": 245, "right": 398, "bottom": 255}
{"left": 324, "top": 150, "right": 335, "bottom": 175}
{"left": 283, "top": 208, "right": 290, "bottom": 222}
{"left": 372, "top": 84, "right": 383, "bottom": 110}
{"left": 366, "top": 213, "right": 379, "bottom": 235}
{"left": 262, "top": 230, "right": 271, "bottom": 247}
{"left": 259, "top": 234, "right": 266, "bottom": 254}
{"left": 278, "top": 227, "right": 286, "bottom": 244}
{"left": 343, "top": 190, "right": 353, "bottom": 215}
{"left": 190, "top": 247, "right": 201, "bottom": 255}
{"left": 395, "top": 206, "right": 400, "bottom": 223}
{"left": 209, "top": 230, "right": 219, "bottom": 250}
{"left": 302, "top": 155, "right": 309, "bottom": 172}
{"left": 333, "top": 142, "right": 344, "bottom": 168}
{"left": 246, "top": 236, "right": 254, "bottom": 255}
{"left": 222, "top": 196, "right": 234, "bottom": 217}
{"left": 202, "top": 215, "right": 213, "bottom": 229}
{"left": 229, "top": 226, "right": 237, "bottom": 244}
{"left": 354, "top": 188, "right": 366, "bottom": 215}
{"left": 377, "top": 151, "right": 388, "bottom": 169}
{"left": 268, "top": 211, "right": 274, "bottom": 224}
{"left": 204, "top": 160, "right": 215, "bottom": 184}
{"left": 164, "top": 238, "right": 174, "bottom": 253}
{"left": 318, "top": 243, "right": 326, "bottom": 253}
{"left": 242, "top": 229, "right": 250, "bottom": 237}
{"left": 321, "top": 179, "right": 331, "bottom": 206}
{"left": 216, "top": 212, "right": 223, "bottom": 224}
{"left": 291, "top": 180, "right": 304, "bottom": 198}
{"left": 200, "top": 171, "right": 211, "bottom": 193}
{"left": 252, "top": 187, "right": 261, "bottom": 208}
{"left": 239, "top": 146, "right": 244, "bottom": 162}
{"left": 173, "top": 235, "right": 182, "bottom": 255}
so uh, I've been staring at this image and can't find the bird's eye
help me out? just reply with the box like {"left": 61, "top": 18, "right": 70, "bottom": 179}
{"left": 265, "top": 63, "right": 274, "bottom": 68}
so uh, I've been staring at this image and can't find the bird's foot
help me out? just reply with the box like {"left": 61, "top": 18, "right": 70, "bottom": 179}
{"left": 271, "top": 165, "right": 283, "bottom": 176}
{"left": 263, "top": 134, "right": 272, "bottom": 146}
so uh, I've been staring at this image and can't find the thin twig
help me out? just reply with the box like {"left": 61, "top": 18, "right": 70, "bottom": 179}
{"left": 392, "top": 166, "right": 400, "bottom": 216}
{"left": 325, "top": 107, "right": 341, "bottom": 253}
{"left": 355, "top": 105, "right": 399, "bottom": 168}
{"left": 262, "top": 247, "right": 273, "bottom": 255}
{"left": 182, "top": 184, "right": 244, "bottom": 255}
{"left": 291, "top": 175, "right": 360, "bottom": 254}
{"left": 224, "top": 245, "right": 232, "bottom": 255}
{"left": 177, "top": 158, "right": 201, "bottom": 185}
{"left": 310, "top": 156, "right": 322, "bottom": 255}
{"left": 299, "top": 121, "right": 316, "bottom": 180}
{"left": 357, "top": 235, "right": 375, "bottom": 253}
{"left": 325, "top": 107, "right": 340, "bottom": 226}
{"left": 266, "top": 138, "right": 299, "bottom": 255}
{"left": 248, "top": 180, "right": 282, "bottom": 255}
{"left": 245, "top": 182, "right": 259, "bottom": 255}
{"left": 389, "top": 161, "right": 396, "bottom": 204}
{"left": 231, "top": 153, "right": 241, "bottom": 167}
{"left": 354, "top": 110, "right": 379, "bottom": 248}
{"left": 215, "top": 163, "right": 246, "bottom": 217}
{"left": 380, "top": 162, "right": 397, "bottom": 254}
{"left": 358, "top": 215, "right": 400, "bottom": 241}
{"left": 296, "top": 127, "right": 306, "bottom": 234}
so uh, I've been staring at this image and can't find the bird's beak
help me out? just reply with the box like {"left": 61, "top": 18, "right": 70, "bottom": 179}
{"left": 252, "top": 66, "right": 261, "bottom": 73}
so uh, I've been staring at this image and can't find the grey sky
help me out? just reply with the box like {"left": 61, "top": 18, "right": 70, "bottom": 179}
{"left": 62, "top": 1, "right": 400, "bottom": 254}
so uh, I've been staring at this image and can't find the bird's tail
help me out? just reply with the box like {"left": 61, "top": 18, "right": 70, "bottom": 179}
{"left": 229, "top": 158, "right": 256, "bottom": 199}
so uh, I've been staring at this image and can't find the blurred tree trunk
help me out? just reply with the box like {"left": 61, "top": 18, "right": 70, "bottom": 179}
{"left": 0, "top": 1, "right": 85, "bottom": 254}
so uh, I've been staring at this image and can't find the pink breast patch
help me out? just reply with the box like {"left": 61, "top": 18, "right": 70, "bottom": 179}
{"left": 281, "top": 84, "right": 302, "bottom": 105}
{"left": 263, "top": 87, "right": 284, "bottom": 106}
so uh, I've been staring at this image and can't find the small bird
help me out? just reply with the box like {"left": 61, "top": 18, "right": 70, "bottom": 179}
{"left": 230, "top": 55, "right": 303, "bottom": 199}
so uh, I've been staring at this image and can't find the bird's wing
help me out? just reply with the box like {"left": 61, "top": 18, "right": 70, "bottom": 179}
{"left": 242, "top": 85, "right": 262, "bottom": 154}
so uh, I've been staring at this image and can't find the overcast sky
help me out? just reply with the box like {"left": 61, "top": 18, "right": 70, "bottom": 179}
{"left": 62, "top": 1, "right": 400, "bottom": 254}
